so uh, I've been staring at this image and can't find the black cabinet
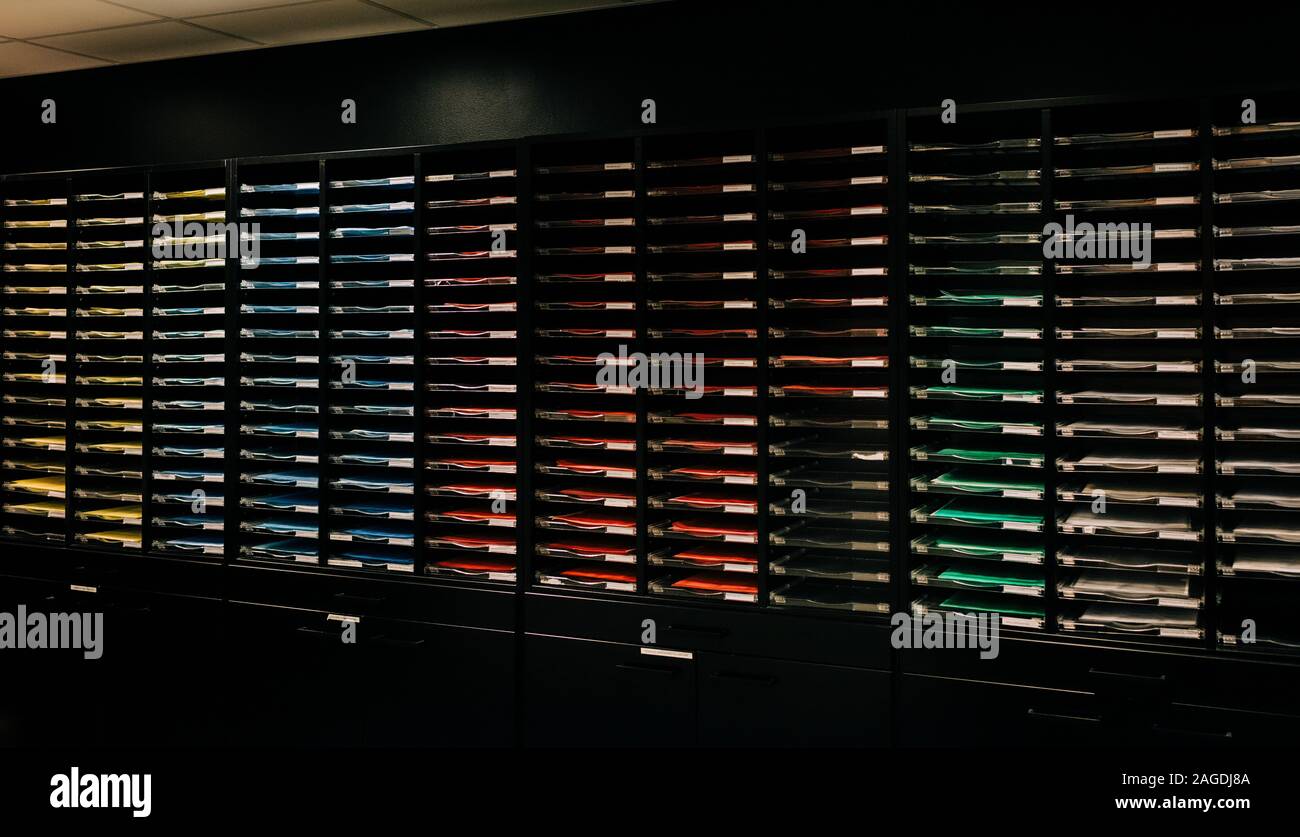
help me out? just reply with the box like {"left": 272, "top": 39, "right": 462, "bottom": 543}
{"left": 86, "top": 590, "right": 224, "bottom": 747}
{"left": 698, "top": 653, "right": 890, "bottom": 746}
{"left": 899, "top": 674, "right": 1107, "bottom": 747}
{"left": 523, "top": 632, "right": 890, "bottom": 746}
{"left": 0, "top": 576, "right": 87, "bottom": 747}
{"left": 523, "top": 634, "right": 696, "bottom": 747}
{"left": 222, "top": 601, "right": 514, "bottom": 746}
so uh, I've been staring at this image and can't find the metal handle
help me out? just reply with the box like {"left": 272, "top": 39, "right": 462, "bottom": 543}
{"left": 1151, "top": 723, "right": 1232, "bottom": 741}
{"left": 1027, "top": 708, "right": 1101, "bottom": 725}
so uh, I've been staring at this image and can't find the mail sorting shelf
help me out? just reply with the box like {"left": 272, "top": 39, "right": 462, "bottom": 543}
{"left": 763, "top": 120, "right": 893, "bottom": 614}
{"left": 68, "top": 173, "right": 153, "bottom": 553}
{"left": 1210, "top": 103, "right": 1300, "bottom": 654}
{"left": 235, "top": 160, "right": 322, "bottom": 566}
{"left": 1049, "top": 102, "right": 1207, "bottom": 643}
{"left": 904, "top": 108, "right": 1049, "bottom": 630}
{"left": 530, "top": 138, "right": 642, "bottom": 594}
{"left": 421, "top": 145, "right": 521, "bottom": 585}
{"left": 321, "top": 155, "right": 418, "bottom": 574}
{"left": 642, "top": 130, "right": 763, "bottom": 606}
{"left": 0, "top": 176, "right": 71, "bottom": 545}
{"left": 146, "top": 166, "right": 230, "bottom": 558}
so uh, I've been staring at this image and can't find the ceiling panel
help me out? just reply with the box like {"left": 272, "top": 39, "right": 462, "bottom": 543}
{"left": 197, "top": 0, "right": 427, "bottom": 45}
{"left": 0, "top": 39, "right": 111, "bottom": 76}
{"left": 112, "top": 0, "right": 313, "bottom": 15}
{"left": 34, "top": 20, "right": 254, "bottom": 63}
{"left": 374, "top": 0, "right": 638, "bottom": 27}
{"left": 0, "top": 0, "right": 663, "bottom": 78}
{"left": 0, "top": 0, "right": 160, "bottom": 39}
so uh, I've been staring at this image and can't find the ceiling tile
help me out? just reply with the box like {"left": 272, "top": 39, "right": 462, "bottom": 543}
{"left": 112, "top": 0, "right": 310, "bottom": 15}
{"left": 196, "top": 0, "right": 428, "bottom": 45}
{"left": 34, "top": 21, "right": 253, "bottom": 63}
{"left": 373, "top": 0, "right": 637, "bottom": 27}
{"left": 0, "top": 40, "right": 111, "bottom": 77}
{"left": 0, "top": 0, "right": 161, "bottom": 39}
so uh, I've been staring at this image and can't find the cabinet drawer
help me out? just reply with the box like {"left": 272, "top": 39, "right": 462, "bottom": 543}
{"left": 226, "top": 563, "right": 516, "bottom": 630}
{"left": 900, "top": 674, "right": 1107, "bottom": 747}
{"left": 523, "top": 633, "right": 695, "bottom": 747}
{"left": 526, "top": 591, "right": 891, "bottom": 668}
{"left": 698, "top": 653, "right": 890, "bottom": 746}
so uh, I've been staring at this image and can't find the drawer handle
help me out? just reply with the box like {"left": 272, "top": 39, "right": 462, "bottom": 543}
{"left": 711, "top": 671, "right": 778, "bottom": 687}
{"left": 666, "top": 624, "right": 729, "bottom": 639}
{"left": 615, "top": 663, "right": 678, "bottom": 677}
{"left": 293, "top": 626, "right": 329, "bottom": 637}
{"left": 1088, "top": 668, "right": 1167, "bottom": 684}
{"left": 333, "top": 592, "right": 385, "bottom": 604}
{"left": 371, "top": 635, "right": 425, "bottom": 648}
{"left": 1027, "top": 708, "right": 1101, "bottom": 725}
{"left": 1151, "top": 723, "right": 1233, "bottom": 741}
{"left": 109, "top": 603, "right": 151, "bottom": 615}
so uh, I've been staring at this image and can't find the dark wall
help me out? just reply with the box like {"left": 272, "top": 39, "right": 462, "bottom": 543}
{"left": 1, "top": 0, "right": 1297, "bottom": 173}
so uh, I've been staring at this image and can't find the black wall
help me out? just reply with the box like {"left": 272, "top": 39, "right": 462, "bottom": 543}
{"left": 2, "top": 0, "right": 1298, "bottom": 174}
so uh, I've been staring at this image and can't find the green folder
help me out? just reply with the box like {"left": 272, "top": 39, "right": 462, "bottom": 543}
{"left": 920, "top": 386, "right": 1042, "bottom": 400}
{"left": 933, "top": 290, "right": 1042, "bottom": 305}
{"left": 939, "top": 593, "right": 1045, "bottom": 618}
{"left": 931, "top": 470, "right": 1043, "bottom": 494}
{"left": 928, "top": 502, "right": 1043, "bottom": 526}
{"left": 923, "top": 326, "right": 1002, "bottom": 337}
{"left": 937, "top": 568, "right": 1045, "bottom": 588}
{"left": 932, "top": 536, "right": 1045, "bottom": 560}
{"left": 913, "top": 358, "right": 1023, "bottom": 370}
{"left": 931, "top": 448, "right": 1044, "bottom": 465}
{"left": 921, "top": 416, "right": 1043, "bottom": 433}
